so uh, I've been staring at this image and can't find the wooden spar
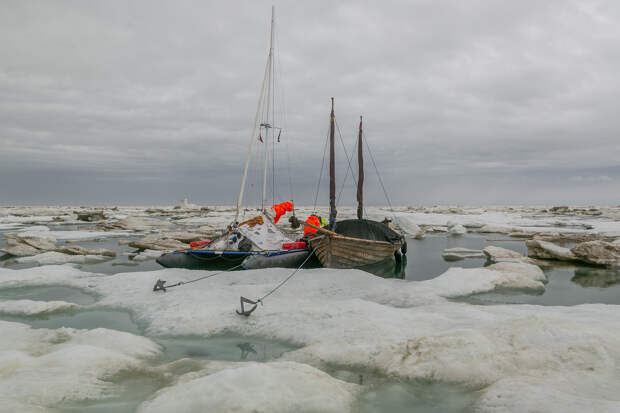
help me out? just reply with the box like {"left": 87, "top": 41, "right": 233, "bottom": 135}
{"left": 300, "top": 221, "right": 339, "bottom": 236}
{"left": 329, "top": 97, "right": 337, "bottom": 229}
{"left": 357, "top": 115, "right": 364, "bottom": 220}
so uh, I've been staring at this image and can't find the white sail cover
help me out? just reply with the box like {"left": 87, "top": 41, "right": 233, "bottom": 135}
{"left": 206, "top": 214, "right": 292, "bottom": 252}
{"left": 237, "top": 214, "right": 292, "bottom": 250}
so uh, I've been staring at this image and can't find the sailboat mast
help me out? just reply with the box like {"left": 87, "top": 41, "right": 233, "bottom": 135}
{"left": 235, "top": 34, "right": 271, "bottom": 223}
{"left": 329, "top": 97, "right": 337, "bottom": 229}
{"left": 262, "top": 5, "right": 275, "bottom": 211}
{"left": 357, "top": 116, "right": 364, "bottom": 220}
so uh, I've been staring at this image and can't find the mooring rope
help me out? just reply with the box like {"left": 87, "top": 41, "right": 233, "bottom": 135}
{"left": 153, "top": 263, "right": 244, "bottom": 292}
{"left": 237, "top": 250, "right": 315, "bottom": 316}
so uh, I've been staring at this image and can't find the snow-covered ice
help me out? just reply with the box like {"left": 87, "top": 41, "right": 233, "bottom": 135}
{"left": 0, "top": 260, "right": 618, "bottom": 412}
{"left": 138, "top": 361, "right": 358, "bottom": 413}
{"left": 15, "top": 251, "right": 113, "bottom": 265}
{"left": 0, "top": 321, "right": 161, "bottom": 408}
{"left": 1, "top": 204, "right": 620, "bottom": 411}
{"left": 0, "top": 299, "right": 77, "bottom": 315}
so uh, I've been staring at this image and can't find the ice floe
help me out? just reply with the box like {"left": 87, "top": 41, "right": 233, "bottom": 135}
{"left": 526, "top": 239, "right": 577, "bottom": 261}
{"left": 0, "top": 234, "right": 57, "bottom": 257}
{"left": 0, "top": 321, "right": 161, "bottom": 408}
{"left": 447, "top": 221, "right": 467, "bottom": 236}
{"left": 130, "top": 249, "right": 164, "bottom": 262}
{"left": 138, "top": 361, "right": 358, "bottom": 413}
{"left": 570, "top": 240, "right": 620, "bottom": 266}
{"left": 422, "top": 262, "right": 546, "bottom": 297}
{"left": 442, "top": 248, "right": 484, "bottom": 261}
{"left": 15, "top": 252, "right": 113, "bottom": 266}
{"left": 0, "top": 299, "right": 77, "bottom": 315}
{"left": 0, "top": 263, "right": 619, "bottom": 412}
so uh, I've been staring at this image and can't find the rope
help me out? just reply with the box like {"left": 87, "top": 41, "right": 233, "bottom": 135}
{"left": 154, "top": 263, "right": 244, "bottom": 291}
{"left": 236, "top": 250, "right": 315, "bottom": 316}
{"left": 257, "top": 249, "right": 314, "bottom": 302}
{"left": 364, "top": 133, "right": 396, "bottom": 215}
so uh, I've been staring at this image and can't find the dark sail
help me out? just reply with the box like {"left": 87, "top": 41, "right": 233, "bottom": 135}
{"left": 357, "top": 116, "right": 364, "bottom": 220}
{"left": 329, "top": 97, "right": 337, "bottom": 229}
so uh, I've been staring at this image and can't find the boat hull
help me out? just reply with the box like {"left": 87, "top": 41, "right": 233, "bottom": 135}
{"left": 156, "top": 249, "right": 310, "bottom": 271}
{"left": 241, "top": 249, "right": 310, "bottom": 269}
{"left": 309, "top": 234, "right": 402, "bottom": 268}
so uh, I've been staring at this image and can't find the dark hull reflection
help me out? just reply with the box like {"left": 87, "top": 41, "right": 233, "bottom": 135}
{"left": 357, "top": 255, "right": 407, "bottom": 279}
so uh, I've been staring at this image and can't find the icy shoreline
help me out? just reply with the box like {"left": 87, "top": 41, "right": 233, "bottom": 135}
{"left": 0, "top": 264, "right": 618, "bottom": 412}
{"left": 0, "top": 204, "right": 619, "bottom": 411}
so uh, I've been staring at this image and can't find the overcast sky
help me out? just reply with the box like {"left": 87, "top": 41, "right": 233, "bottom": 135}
{"left": 1, "top": 0, "right": 619, "bottom": 206}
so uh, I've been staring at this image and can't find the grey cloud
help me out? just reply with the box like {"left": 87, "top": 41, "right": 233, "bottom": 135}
{"left": 1, "top": 0, "right": 619, "bottom": 205}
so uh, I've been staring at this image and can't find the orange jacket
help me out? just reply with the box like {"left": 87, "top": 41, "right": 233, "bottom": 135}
{"left": 304, "top": 215, "right": 321, "bottom": 236}
{"left": 271, "top": 201, "right": 293, "bottom": 223}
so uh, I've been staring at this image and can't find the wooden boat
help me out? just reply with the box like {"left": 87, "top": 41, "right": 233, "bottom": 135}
{"left": 308, "top": 222, "right": 403, "bottom": 268}
{"left": 307, "top": 99, "right": 405, "bottom": 268}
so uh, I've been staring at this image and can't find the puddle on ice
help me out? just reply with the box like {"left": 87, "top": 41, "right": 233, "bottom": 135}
{"left": 156, "top": 335, "right": 299, "bottom": 362}
{"left": 1, "top": 309, "right": 142, "bottom": 334}
{"left": 54, "top": 370, "right": 171, "bottom": 413}
{"left": 355, "top": 380, "right": 478, "bottom": 413}
{"left": 0, "top": 285, "right": 97, "bottom": 305}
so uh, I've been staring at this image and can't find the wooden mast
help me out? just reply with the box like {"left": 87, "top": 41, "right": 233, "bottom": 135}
{"left": 329, "top": 97, "right": 337, "bottom": 229}
{"left": 357, "top": 116, "right": 364, "bottom": 220}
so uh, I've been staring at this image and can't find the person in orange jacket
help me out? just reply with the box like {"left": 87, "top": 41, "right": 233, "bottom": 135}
{"left": 303, "top": 214, "right": 322, "bottom": 236}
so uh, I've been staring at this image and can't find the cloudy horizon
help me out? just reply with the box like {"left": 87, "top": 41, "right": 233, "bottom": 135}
{"left": 1, "top": 0, "right": 619, "bottom": 206}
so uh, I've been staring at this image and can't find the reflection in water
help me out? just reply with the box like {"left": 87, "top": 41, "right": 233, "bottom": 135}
{"left": 237, "top": 342, "right": 258, "bottom": 360}
{"left": 156, "top": 335, "right": 298, "bottom": 362}
{"left": 572, "top": 267, "right": 620, "bottom": 288}
{"left": 358, "top": 255, "right": 407, "bottom": 279}
{"left": 355, "top": 381, "right": 478, "bottom": 413}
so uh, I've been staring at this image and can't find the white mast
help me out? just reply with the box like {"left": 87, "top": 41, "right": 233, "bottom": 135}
{"left": 235, "top": 6, "right": 275, "bottom": 223}
{"left": 262, "top": 5, "right": 275, "bottom": 211}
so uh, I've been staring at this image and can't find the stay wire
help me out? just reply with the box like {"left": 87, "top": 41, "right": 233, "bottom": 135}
{"left": 363, "top": 133, "right": 396, "bottom": 215}
{"left": 274, "top": 29, "right": 295, "bottom": 209}
{"left": 334, "top": 119, "right": 358, "bottom": 206}
{"left": 312, "top": 128, "right": 330, "bottom": 213}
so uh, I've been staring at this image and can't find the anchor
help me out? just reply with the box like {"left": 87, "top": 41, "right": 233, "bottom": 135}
{"left": 236, "top": 296, "right": 259, "bottom": 316}
{"left": 153, "top": 279, "right": 167, "bottom": 292}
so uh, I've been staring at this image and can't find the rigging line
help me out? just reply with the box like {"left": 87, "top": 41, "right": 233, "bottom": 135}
{"left": 333, "top": 118, "right": 359, "bottom": 208}
{"left": 335, "top": 118, "right": 358, "bottom": 188}
{"left": 262, "top": 54, "right": 273, "bottom": 211}
{"left": 313, "top": 128, "right": 330, "bottom": 212}
{"left": 274, "top": 30, "right": 295, "bottom": 207}
{"left": 256, "top": 250, "right": 314, "bottom": 302}
{"left": 364, "top": 132, "right": 396, "bottom": 214}
{"left": 336, "top": 138, "right": 357, "bottom": 206}
{"left": 153, "top": 263, "right": 244, "bottom": 291}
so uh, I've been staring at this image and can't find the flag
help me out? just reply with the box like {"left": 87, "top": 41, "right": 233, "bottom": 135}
{"left": 258, "top": 134, "right": 263, "bottom": 143}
